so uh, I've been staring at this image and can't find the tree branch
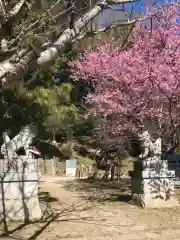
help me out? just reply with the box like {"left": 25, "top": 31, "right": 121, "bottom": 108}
{"left": 0, "top": 0, "right": 32, "bottom": 38}
{"left": 0, "top": 0, "right": 136, "bottom": 85}
{"left": 37, "top": 0, "right": 136, "bottom": 65}
{"left": 0, "top": 0, "right": 6, "bottom": 15}
{"left": 8, "top": 0, "right": 70, "bottom": 48}
{"left": 0, "top": 51, "right": 37, "bottom": 85}
{"left": 8, "top": 0, "right": 26, "bottom": 19}
{"left": 75, "top": 20, "right": 135, "bottom": 41}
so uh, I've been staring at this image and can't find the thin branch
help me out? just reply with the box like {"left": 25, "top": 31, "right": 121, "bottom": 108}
{"left": 0, "top": 0, "right": 33, "bottom": 39}
{"left": 8, "top": 0, "right": 69, "bottom": 47}
{"left": 137, "top": 3, "right": 179, "bottom": 23}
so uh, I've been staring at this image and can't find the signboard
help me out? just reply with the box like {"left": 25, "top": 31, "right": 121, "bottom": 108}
{"left": 66, "top": 159, "right": 77, "bottom": 177}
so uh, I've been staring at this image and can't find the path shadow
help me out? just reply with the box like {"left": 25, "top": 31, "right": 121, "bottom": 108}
{"left": 0, "top": 189, "right": 94, "bottom": 240}
{"left": 63, "top": 179, "right": 132, "bottom": 203}
{"left": 108, "top": 193, "right": 132, "bottom": 202}
{"left": 0, "top": 180, "right": 132, "bottom": 239}
{"left": 38, "top": 191, "right": 58, "bottom": 203}
{"left": 26, "top": 199, "right": 94, "bottom": 240}
{"left": 0, "top": 190, "right": 56, "bottom": 238}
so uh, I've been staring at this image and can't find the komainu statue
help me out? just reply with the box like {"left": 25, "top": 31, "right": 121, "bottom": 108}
{"left": 138, "top": 130, "right": 161, "bottom": 159}
{"left": 1, "top": 125, "right": 37, "bottom": 160}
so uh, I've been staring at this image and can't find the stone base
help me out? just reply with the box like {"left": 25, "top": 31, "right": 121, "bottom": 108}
{"left": 0, "top": 196, "right": 42, "bottom": 221}
{"left": 132, "top": 193, "right": 179, "bottom": 208}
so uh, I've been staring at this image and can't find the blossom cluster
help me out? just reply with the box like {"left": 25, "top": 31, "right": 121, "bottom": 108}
{"left": 176, "top": 5, "right": 180, "bottom": 52}
{"left": 70, "top": 5, "right": 180, "bottom": 141}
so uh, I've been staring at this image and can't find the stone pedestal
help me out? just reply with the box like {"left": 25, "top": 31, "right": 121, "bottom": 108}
{"left": 0, "top": 156, "right": 42, "bottom": 221}
{"left": 129, "top": 157, "right": 179, "bottom": 208}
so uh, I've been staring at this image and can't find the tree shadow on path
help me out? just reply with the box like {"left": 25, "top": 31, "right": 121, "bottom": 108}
{"left": 63, "top": 179, "right": 132, "bottom": 203}
{"left": 0, "top": 189, "right": 95, "bottom": 240}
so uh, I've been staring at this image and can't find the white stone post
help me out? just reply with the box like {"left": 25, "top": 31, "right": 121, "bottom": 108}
{"left": 129, "top": 131, "right": 179, "bottom": 208}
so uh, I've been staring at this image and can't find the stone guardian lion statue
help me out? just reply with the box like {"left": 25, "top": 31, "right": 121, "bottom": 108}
{"left": 138, "top": 130, "right": 161, "bottom": 159}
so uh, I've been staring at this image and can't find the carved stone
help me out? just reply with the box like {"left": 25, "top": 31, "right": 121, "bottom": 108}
{"left": 129, "top": 131, "right": 179, "bottom": 208}
{"left": 0, "top": 125, "right": 42, "bottom": 221}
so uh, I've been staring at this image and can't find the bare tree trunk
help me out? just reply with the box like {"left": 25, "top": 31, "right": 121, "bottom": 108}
{"left": 101, "top": 162, "right": 111, "bottom": 182}
{"left": 117, "top": 156, "right": 121, "bottom": 183}
{"left": 117, "top": 148, "right": 123, "bottom": 183}
{"left": 44, "top": 154, "right": 47, "bottom": 174}
{"left": 51, "top": 157, "right": 56, "bottom": 176}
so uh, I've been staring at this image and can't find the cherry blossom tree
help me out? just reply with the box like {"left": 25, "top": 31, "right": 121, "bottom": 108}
{"left": 70, "top": 4, "right": 180, "bottom": 152}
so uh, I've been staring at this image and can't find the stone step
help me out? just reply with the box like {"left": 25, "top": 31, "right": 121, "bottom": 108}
{"left": 129, "top": 170, "right": 175, "bottom": 178}
{"left": 134, "top": 160, "right": 168, "bottom": 171}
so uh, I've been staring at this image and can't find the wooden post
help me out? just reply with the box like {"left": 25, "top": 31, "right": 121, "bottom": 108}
{"left": 117, "top": 156, "right": 121, "bottom": 183}
{"left": 44, "top": 154, "right": 47, "bottom": 174}
{"left": 51, "top": 157, "right": 56, "bottom": 176}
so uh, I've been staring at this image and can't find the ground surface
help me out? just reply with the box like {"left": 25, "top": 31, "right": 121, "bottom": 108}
{"left": 2, "top": 176, "right": 180, "bottom": 240}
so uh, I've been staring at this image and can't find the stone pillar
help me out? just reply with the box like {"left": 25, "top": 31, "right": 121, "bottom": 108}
{"left": 129, "top": 156, "right": 179, "bottom": 208}
{"left": 0, "top": 156, "right": 42, "bottom": 221}
{"left": 129, "top": 131, "right": 179, "bottom": 208}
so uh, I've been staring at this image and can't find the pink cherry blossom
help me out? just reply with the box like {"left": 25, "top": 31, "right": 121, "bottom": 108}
{"left": 70, "top": 5, "right": 180, "bottom": 145}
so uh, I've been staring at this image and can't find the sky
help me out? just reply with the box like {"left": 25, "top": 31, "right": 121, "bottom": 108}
{"left": 127, "top": 0, "right": 179, "bottom": 14}
{"left": 105, "top": 0, "right": 179, "bottom": 16}
{"left": 99, "top": 0, "right": 180, "bottom": 31}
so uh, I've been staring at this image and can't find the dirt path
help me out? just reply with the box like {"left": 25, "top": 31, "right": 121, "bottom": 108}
{"left": 6, "top": 176, "right": 180, "bottom": 240}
